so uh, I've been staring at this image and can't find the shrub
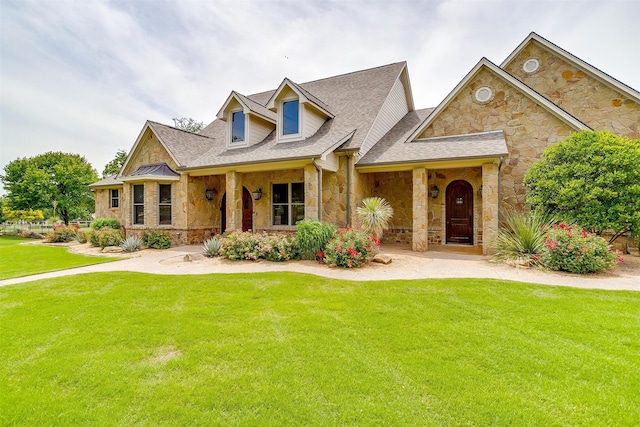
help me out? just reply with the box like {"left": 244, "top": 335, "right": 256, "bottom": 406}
{"left": 142, "top": 230, "right": 172, "bottom": 249}
{"left": 203, "top": 237, "right": 222, "bottom": 257}
{"left": 356, "top": 197, "right": 394, "bottom": 239}
{"left": 493, "top": 210, "right": 554, "bottom": 265}
{"left": 76, "top": 230, "right": 88, "bottom": 244}
{"left": 88, "top": 228, "right": 124, "bottom": 248}
{"left": 220, "top": 232, "right": 299, "bottom": 261}
{"left": 220, "top": 231, "right": 261, "bottom": 260}
{"left": 324, "top": 228, "right": 376, "bottom": 268}
{"left": 540, "top": 223, "right": 619, "bottom": 274}
{"left": 120, "top": 236, "right": 142, "bottom": 253}
{"left": 46, "top": 224, "right": 79, "bottom": 243}
{"left": 258, "top": 234, "right": 299, "bottom": 262}
{"left": 90, "top": 217, "right": 121, "bottom": 230}
{"left": 296, "top": 220, "right": 336, "bottom": 260}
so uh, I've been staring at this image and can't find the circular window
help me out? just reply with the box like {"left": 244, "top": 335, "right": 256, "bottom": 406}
{"left": 523, "top": 58, "right": 540, "bottom": 74}
{"left": 475, "top": 86, "right": 492, "bottom": 103}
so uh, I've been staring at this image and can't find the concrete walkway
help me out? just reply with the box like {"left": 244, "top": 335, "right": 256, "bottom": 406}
{"left": 2, "top": 244, "right": 638, "bottom": 291}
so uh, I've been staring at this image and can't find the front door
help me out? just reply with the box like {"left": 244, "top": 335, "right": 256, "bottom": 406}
{"left": 220, "top": 187, "right": 253, "bottom": 232}
{"left": 446, "top": 180, "right": 473, "bottom": 244}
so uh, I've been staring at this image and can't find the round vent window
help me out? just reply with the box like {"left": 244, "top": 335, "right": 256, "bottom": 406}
{"left": 475, "top": 87, "right": 492, "bottom": 103}
{"left": 523, "top": 58, "right": 540, "bottom": 73}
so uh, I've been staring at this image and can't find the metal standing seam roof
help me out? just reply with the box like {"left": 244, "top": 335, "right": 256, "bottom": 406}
{"left": 126, "top": 162, "right": 180, "bottom": 177}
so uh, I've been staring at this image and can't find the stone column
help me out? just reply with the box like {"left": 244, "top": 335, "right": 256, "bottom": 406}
{"left": 412, "top": 167, "right": 428, "bottom": 252}
{"left": 304, "top": 164, "right": 319, "bottom": 221}
{"left": 225, "top": 170, "right": 242, "bottom": 232}
{"left": 482, "top": 162, "right": 500, "bottom": 255}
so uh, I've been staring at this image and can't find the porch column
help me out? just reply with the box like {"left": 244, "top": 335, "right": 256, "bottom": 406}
{"left": 482, "top": 161, "right": 500, "bottom": 255}
{"left": 225, "top": 170, "right": 242, "bottom": 232}
{"left": 304, "top": 164, "right": 319, "bottom": 221}
{"left": 412, "top": 167, "right": 428, "bottom": 252}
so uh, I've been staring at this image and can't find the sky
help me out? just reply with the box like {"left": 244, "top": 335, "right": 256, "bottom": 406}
{"left": 1, "top": 0, "right": 639, "bottom": 184}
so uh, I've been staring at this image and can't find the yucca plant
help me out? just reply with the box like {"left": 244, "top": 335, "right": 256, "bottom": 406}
{"left": 356, "top": 197, "right": 394, "bottom": 239}
{"left": 120, "top": 236, "right": 142, "bottom": 253}
{"left": 203, "top": 237, "right": 222, "bottom": 257}
{"left": 493, "top": 210, "right": 554, "bottom": 264}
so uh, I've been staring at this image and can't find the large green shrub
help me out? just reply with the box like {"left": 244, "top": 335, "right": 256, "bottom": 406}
{"left": 493, "top": 210, "right": 554, "bottom": 264}
{"left": 540, "top": 223, "right": 619, "bottom": 273}
{"left": 324, "top": 228, "right": 376, "bottom": 268}
{"left": 142, "top": 230, "right": 172, "bottom": 249}
{"left": 257, "top": 234, "right": 299, "bottom": 262}
{"left": 46, "top": 224, "right": 79, "bottom": 243}
{"left": 90, "top": 217, "right": 121, "bottom": 230}
{"left": 296, "top": 220, "right": 336, "bottom": 260}
{"left": 88, "top": 228, "right": 124, "bottom": 248}
{"left": 220, "top": 232, "right": 298, "bottom": 262}
{"left": 524, "top": 130, "right": 640, "bottom": 243}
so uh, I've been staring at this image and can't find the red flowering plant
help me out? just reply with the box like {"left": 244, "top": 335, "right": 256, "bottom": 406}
{"left": 46, "top": 224, "right": 78, "bottom": 242}
{"left": 540, "top": 223, "right": 620, "bottom": 273}
{"left": 324, "top": 228, "right": 376, "bottom": 268}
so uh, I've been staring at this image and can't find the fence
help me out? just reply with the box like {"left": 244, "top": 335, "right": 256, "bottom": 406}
{"left": 0, "top": 221, "right": 93, "bottom": 235}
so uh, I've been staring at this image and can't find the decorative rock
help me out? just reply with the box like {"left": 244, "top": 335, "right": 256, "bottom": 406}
{"left": 102, "top": 246, "right": 123, "bottom": 253}
{"left": 183, "top": 253, "right": 192, "bottom": 262}
{"left": 372, "top": 254, "right": 392, "bottom": 264}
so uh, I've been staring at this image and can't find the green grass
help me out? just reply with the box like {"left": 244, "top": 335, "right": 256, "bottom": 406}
{"left": 0, "top": 237, "right": 116, "bottom": 280}
{"left": 1, "top": 272, "right": 639, "bottom": 426}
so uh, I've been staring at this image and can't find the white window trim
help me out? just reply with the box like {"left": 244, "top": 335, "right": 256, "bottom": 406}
{"left": 271, "top": 182, "right": 304, "bottom": 227}
{"left": 228, "top": 109, "right": 248, "bottom": 149}
{"left": 158, "top": 183, "right": 172, "bottom": 226}
{"left": 132, "top": 184, "right": 145, "bottom": 225}
{"left": 278, "top": 97, "right": 303, "bottom": 142}
{"left": 110, "top": 189, "right": 119, "bottom": 209}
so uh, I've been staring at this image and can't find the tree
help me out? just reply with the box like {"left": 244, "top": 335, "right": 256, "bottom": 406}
{"left": 1, "top": 152, "right": 99, "bottom": 224}
{"left": 523, "top": 130, "right": 640, "bottom": 243}
{"left": 173, "top": 117, "right": 204, "bottom": 133}
{"left": 102, "top": 149, "right": 128, "bottom": 177}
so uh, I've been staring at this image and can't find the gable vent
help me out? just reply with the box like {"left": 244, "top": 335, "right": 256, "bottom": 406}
{"left": 475, "top": 87, "right": 492, "bottom": 103}
{"left": 523, "top": 58, "right": 540, "bottom": 73}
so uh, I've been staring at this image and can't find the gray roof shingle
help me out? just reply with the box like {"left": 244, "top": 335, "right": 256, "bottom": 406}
{"left": 88, "top": 175, "right": 123, "bottom": 188}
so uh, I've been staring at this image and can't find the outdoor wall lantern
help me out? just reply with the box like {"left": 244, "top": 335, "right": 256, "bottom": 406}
{"left": 478, "top": 185, "right": 483, "bottom": 197}
{"left": 205, "top": 189, "right": 217, "bottom": 201}
{"left": 430, "top": 185, "right": 439, "bottom": 199}
{"left": 252, "top": 188, "right": 263, "bottom": 201}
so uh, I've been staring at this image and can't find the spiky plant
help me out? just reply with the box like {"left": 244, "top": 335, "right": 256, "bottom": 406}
{"left": 493, "top": 210, "right": 554, "bottom": 264}
{"left": 356, "top": 197, "right": 394, "bottom": 239}
{"left": 203, "top": 237, "right": 222, "bottom": 257}
{"left": 120, "top": 236, "right": 142, "bottom": 253}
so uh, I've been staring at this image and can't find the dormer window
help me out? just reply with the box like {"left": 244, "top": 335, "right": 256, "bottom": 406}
{"left": 282, "top": 100, "right": 299, "bottom": 135}
{"left": 231, "top": 111, "right": 245, "bottom": 143}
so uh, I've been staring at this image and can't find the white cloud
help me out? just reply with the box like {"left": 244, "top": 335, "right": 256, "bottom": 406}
{"left": 1, "top": 0, "right": 638, "bottom": 183}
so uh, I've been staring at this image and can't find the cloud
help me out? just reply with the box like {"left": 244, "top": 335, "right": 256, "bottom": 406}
{"left": 1, "top": 0, "right": 638, "bottom": 181}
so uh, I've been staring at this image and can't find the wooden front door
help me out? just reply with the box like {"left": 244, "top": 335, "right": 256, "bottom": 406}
{"left": 220, "top": 188, "right": 253, "bottom": 232}
{"left": 446, "top": 180, "right": 473, "bottom": 245}
{"left": 241, "top": 187, "right": 253, "bottom": 232}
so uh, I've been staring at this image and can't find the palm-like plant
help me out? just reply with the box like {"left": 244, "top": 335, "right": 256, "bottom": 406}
{"left": 356, "top": 197, "right": 394, "bottom": 239}
{"left": 493, "top": 210, "right": 554, "bottom": 264}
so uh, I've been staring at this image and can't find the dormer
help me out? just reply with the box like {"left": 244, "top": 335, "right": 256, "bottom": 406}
{"left": 216, "top": 91, "right": 276, "bottom": 149}
{"left": 266, "top": 78, "right": 334, "bottom": 143}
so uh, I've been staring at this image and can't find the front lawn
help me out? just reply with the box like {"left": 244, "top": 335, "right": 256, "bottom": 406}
{"left": 1, "top": 272, "right": 638, "bottom": 425}
{"left": 0, "top": 237, "right": 116, "bottom": 280}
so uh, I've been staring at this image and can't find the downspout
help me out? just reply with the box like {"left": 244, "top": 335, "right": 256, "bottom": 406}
{"left": 346, "top": 153, "right": 352, "bottom": 227}
{"left": 498, "top": 156, "right": 504, "bottom": 224}
{"left": 312, "top": 158, "right": 322, "bottom": 220}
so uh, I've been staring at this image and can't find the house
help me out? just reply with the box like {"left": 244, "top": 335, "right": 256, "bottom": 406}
{"left": 90, "top": 32, "right": 639, "bottom": 254}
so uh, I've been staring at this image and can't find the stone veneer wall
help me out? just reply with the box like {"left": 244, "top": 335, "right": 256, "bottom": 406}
{"left": 504, "top": 42, "right": 640, "bottom": 139}
{"left": 321, "top": 156, "right": 349, "bottom": 228}
{"left": 420, "top": 67, "right": 576, "bottom": 213}
{"left": 93, "top": 187, "right": 123, "bottom": 223}
{"left": 368, "top": 171, "right": 412, "bottom": 245}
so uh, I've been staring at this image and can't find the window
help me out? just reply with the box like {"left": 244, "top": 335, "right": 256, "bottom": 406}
{"left": 158, "top": 184, "right": 172, "bottom": 225}
{"left": 133, "top": 184, "right": 144, "bottom": 225}
{"left": 110, "top": 189, "right": 119, "bottom": 208}
{"left": 231, "top": 111, "right": 245, "bottom": 143}
{"left": 272, "top": 182, "right": 304, "bottom": 226}
{"left": 282, "top": 100, "right": 299, "bottom": 135}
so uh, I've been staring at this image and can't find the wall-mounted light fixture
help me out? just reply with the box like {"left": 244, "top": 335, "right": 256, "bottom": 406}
{"left": 430, "top": 185, "right": 439, "bottom": 199}
{"left": 205, "top": 189, "right": 217, "bottom": 201}
{"left": 478, "top": 185, "right": 483, "bottom": 197}
{"left": 252, "top": 188, "right": 263, "bottom": 201}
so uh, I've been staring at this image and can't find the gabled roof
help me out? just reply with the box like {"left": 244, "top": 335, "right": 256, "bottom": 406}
{"left": 215, "top": 91, "right": 276, "bottom": 123}
{"left": 406, "top": 58, "right": 590, "bottom": 142}
{"left": 502, "top": 32, "right": 640, "bottom": 104}
{"left": 192, "top": 62, "right": 408, "bottom": 170}
{"left": 88, "top": 174, "right": 123, "bottom": 188}
{"left": 266, "top": 78, "right": 334, "bottom": 118}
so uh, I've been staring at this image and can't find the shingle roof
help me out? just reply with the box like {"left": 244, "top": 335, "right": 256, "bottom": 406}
{"left": 358, "top": 109, "right": 508, "bottom": 166}
{"left": 88, "top": 175, "right": 123, "bottom": 188}
{"left": 191, "top": 62, "right": 407, "bottom": 169}
{"left": 232, "top": 91, "right": 277, "bottom": 122}
{"left": 146, "top": 121, "right": 216, "bottom": 166}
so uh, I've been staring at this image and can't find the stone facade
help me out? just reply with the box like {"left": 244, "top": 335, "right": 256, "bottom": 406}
{"left": 504, "top": 41, "right": 640, "bottom": 139}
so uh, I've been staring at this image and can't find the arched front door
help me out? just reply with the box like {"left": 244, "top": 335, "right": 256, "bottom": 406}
{"left": 220, "top": 187, "right": 253, "bottom": 232}
{"left": 446, "top": 180, "right": 473, "bottom": 245}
